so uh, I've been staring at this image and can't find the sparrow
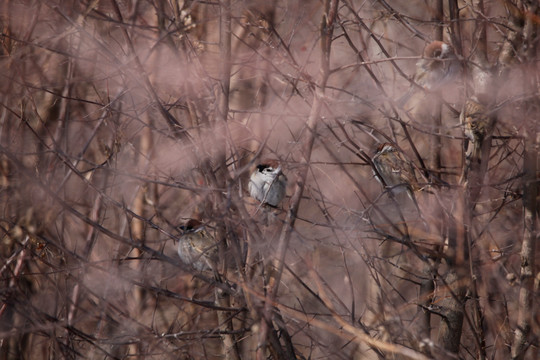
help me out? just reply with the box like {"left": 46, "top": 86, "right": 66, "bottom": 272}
{"left": 177, "top": 219, "right": 219, "bottom": 272}
{"left": 460, "top": 98, "right": 491, "bottom": 166}
{"left": 399, "top": 41, "right": 460, "bottom": 106}
{"left": 372, "top": 143, "right": 419, "bottom": 198}
{"left": 248, "top": 160, "right": 287, "bottom": 207}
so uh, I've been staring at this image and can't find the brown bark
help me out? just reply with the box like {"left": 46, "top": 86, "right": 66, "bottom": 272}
{"left": 511, "top": 105, "right": 538, "bottom": 360}
{"left": 511, "top": 3, "right": 538, "bottom": 358}
{"left": 511, "top": 53, "right": 539, "bottom": 360}
{"left": 437, "top": 193, "right": 468, "bottom": 354}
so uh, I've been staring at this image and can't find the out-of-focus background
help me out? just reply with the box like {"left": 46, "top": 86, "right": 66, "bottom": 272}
{"left": 0, "top": 1, "right": 538, "bottom": 359}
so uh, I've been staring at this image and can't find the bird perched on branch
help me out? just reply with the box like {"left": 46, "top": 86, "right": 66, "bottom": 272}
{"left": 248, "top": 159, "right": 287, "bottom": 208}
{"left": 177, "top": 219, "right": 219, "bottom": 273}
{"left": 372, "top": 143, "right": 419, "bottom": 197}
{"left": 460, "top": 98, "right": 491, "bottom": 166}
{"left": 372, "top": 142, "right": 428, "bottom": 224}
{"left": 399, "top": 41, "right": 460, "bottom": 107}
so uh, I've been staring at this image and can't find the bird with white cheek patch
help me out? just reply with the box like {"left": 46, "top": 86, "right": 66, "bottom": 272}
{"left": 248, "top": 159, "right": 287, "bottom": 208}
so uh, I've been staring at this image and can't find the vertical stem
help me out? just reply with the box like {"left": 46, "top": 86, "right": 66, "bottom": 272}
{"left": 472, "top": 0, "right": 488, "bottom": 62}
{"left": 465, "top": 194, "right": 487, "bottom": 360}
{"left": 448, "top": 0, "right": 462, "bottom": 55}
{"left": 418, "top": 265, "right": 434, "bottom": 342}
{"left": 437, "top": 190, "right": 468, "bottom": 354}
{"left": 127, "top": 117, "right": 153, "bottom": 360}
{"left": 435, "top": 0, "right": 444, "bottom": 41}
{"left": 216, "top": 0, "right": 231, "bottom": 126}
{"left": 213, "top": 2, "right": 239, "bottom": 360}
{"left": 472, "top": 0, "right": 488, "bottom": 65}
{"left": 429, "top": 0, "right": 443, "bottom": 174}
{"left": 512, "top": 4, "right": 538, "bottom": 358}
{"left": 417, "top": 0, "right": 443, "bottom": 348}
{"left": 511, "top": 112, "right": 538, "bottom": 360}
{"left": 437, "top": 268, "right": 467, "bottom": 353}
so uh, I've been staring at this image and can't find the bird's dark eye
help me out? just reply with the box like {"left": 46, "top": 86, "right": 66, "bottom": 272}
{"left": 258, "top": 165, "right": 274, "bottom": 173}
{"left": 433, "top": 49, "right": 441, "bottom": 58}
